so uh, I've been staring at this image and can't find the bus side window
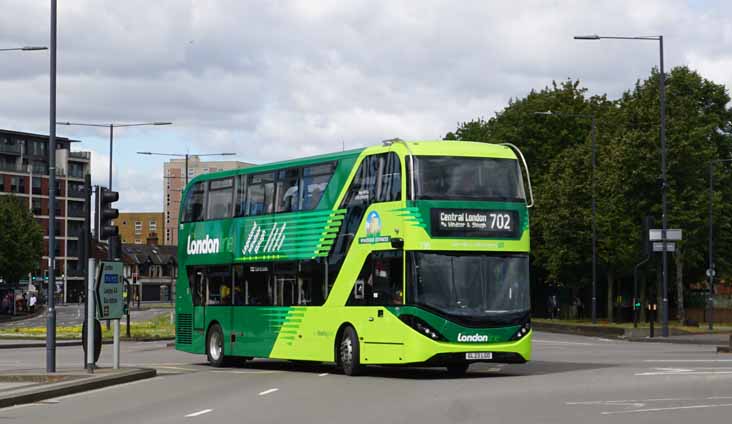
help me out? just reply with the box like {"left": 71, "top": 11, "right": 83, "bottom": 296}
{"left": 187, "top": 267, "right": 205, "bottom": 306}
{"left": 275, "top": 168, "right": 300, "bottom": 213}
{"left": 234, "top": 174, "right": 247, "bottom": 217}
{"left": 207, "top": 178, "right": 234, "bottom": 220}
{"left": 346, "top": 251, "right": 403, "bottom": 306}
{"left": 203, "top": 266, "right": 232, "bottom": 306}
{"left": 246, "top": 173, "right": 275, "bottom": 215}
{"left": 301, "top": 163, "right": 335, "bottom": 210}
{"left": 376, "top": 153, "right": 401, "bottom": 202}
{"left": 234, "top": 263, "right": 273, "bottom": 306}
{"left": 182, "top": 182, "right": 206, "bottom": 222}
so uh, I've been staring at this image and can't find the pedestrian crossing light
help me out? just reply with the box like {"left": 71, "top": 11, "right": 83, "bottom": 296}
{"left": 97, "top": 187, "right": 119, "bottom": 241}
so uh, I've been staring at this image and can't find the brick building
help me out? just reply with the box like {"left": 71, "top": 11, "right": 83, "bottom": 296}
{"left": 113, "top": 212, "right": 164, "bottom": 245}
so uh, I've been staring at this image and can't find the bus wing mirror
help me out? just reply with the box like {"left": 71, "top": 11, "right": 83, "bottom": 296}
{"left": 390, "top": 237, "right": 404, "bottom": 249}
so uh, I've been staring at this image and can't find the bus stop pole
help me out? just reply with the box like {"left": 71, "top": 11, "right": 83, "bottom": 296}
{"left": 86, "top": 258, "right": 96, "bottom": 373}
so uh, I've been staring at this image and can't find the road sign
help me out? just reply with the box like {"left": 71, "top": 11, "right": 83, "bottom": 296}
{"left": 95, "top": 261, "right": 124, "bottom": 320}
{"left": 706, "top": 268, "right": 716, "bottom": 278}
{"left": 649, "top": 228, "right": 682, "bottom": 241}
{"left": 652, "top": 242, "right": 676, "bottom": 252}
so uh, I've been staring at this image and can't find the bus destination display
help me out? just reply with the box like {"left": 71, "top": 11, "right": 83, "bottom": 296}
{"left": 430, "top": 208, "right": 519, "bottom": 238}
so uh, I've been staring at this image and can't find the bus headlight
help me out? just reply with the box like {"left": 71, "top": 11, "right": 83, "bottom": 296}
{"left": 509, "top": 320, "right": 531, "bottom": 341}
{"left": 399, "top": 315, "right": 447, "bottom": 341}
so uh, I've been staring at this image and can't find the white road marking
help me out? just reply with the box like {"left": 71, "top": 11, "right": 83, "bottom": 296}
{"left": 318, "top": 373, "right": 329, "bottom": 377}
{"left": 157, "top": 366, "right": 198, "bottom": 372}
{"left": 601, "top": 403, "right": 732, "bottom": 415}
{"left": 258, "top": 388, "right": 279, "bottom": 396}
{"left": 636, "top": 367, "right": 732, "bottom": 376}
{"left": 643, "top": 359, "right": 732, "bottom": 362}
{"left": 567, "top": 398, "right": 690, "bottom": 407}
{"left": 708, "top": 396, "right": 732, "bottom": 400}
{"left": 185, "top": 409, "right": 213, "bottom": 417}
{"left": 211, "top": 370, "right": 281, "bottom": 374}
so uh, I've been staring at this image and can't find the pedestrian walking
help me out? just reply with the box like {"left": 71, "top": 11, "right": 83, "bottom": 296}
{"left": 29, "top": 293, "right": 37, "bottom": 313}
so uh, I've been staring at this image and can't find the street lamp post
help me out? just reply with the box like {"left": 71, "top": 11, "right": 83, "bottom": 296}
{"left": 57, "top": 122, "right": 172, "bottom": 190}
{"left": 47, "top": 0, "right": 58, "bottom": 373}
{"left": 707, "top": 159, "right": 732, "bottom": 330}
{"left": 574, "top": 34, "right": 669, "bottom": 337}
{"left": 0, "top": 46, "right": 48, "bottom": 51}
{"left": 534, "top": 111, "right": 598, "bottom": 323}
{"left": 2, "top": 17, "right": 53, "bottom": 376}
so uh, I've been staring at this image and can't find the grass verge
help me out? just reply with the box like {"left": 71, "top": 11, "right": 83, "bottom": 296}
{"left": 0, "top": 313, "right": 175, "bottom": 340}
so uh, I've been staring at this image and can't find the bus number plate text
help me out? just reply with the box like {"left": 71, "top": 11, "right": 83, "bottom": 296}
{"left": 465, "top": 352, "right": 492, "bottom": 360}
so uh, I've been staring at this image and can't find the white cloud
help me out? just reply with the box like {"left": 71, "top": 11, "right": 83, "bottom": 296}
{"left": 1, "top": 0, "right": 732, "bottom": 212}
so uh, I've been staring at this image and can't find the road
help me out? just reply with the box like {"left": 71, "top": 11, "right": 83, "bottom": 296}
{"left": 1, "top": 331, "right": 731, "bottom": 423}
{"left": 0, "top": 304, "right": 172, "bottom": 328}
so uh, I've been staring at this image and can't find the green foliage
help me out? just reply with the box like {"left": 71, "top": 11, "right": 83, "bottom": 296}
{"left": 445, "top": 67, "right": 732, "bottom": 292}
{"left": 0, "top": 195, "right": 43, "bottom": 283}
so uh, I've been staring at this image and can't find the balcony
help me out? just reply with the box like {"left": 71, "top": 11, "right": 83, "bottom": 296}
{"left": 69, "top": 151, "right": 90, "bottom": 161}
{"left": 0, "top": 143, "right": 22, "bottom": 155}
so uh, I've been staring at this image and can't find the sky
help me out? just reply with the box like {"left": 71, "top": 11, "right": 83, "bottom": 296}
{"left": 1, "top": 0, "right": 731, "bottom": 212}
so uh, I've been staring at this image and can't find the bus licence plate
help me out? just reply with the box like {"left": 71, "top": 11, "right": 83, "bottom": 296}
{"left": 465, "top": 352, "right": 492, "bottom": 360}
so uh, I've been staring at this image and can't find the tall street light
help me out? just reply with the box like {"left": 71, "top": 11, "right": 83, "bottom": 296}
{"left": 1, "top": 23, "right": 51, "bottom": 374}
{"left": 0, "top": 46, "right": 48, "bottom": 51}
{"left": 707, "top": 159, "right": 732, "bottom": 330}
{"left": 48, "top": 0, "right": 58, "bottom": 373}
{"left": 534, "top": 110, "right": 598, "bottom": 324}
{"left": 574, "top": 33, "right": 669, "bottom": 337}
{"left": 136, "top": 151, "right": 237, "bottom": 185}
{"left": 57, "top": 122, "right": 173, "bottom": 190}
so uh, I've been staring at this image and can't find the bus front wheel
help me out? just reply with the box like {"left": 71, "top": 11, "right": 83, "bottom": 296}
{"left": 206, "top": 323, "right": 225, "bottom": 367}
{"left": 339, "top": 327, "right": 363, "bottom": 376}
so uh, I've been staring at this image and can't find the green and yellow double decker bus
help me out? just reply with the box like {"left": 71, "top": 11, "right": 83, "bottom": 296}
{"left": 175, "top": 140, "right": 533, "bottom": 376}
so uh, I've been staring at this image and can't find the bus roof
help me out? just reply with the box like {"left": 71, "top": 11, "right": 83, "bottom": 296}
{"left": 186, "top": 140, "right": 516, "bottom": 185}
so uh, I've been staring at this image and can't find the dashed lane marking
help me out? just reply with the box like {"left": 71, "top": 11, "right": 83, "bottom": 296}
{"left": 185, "top": 409, "right": 213, "bottom": 417}
{"left": 318, "top": 373, "right": 329, "bottom": 377}
{"left": 601, "top": 403, "right": 732, "bottom": 415}
{"left": 258, "top": 388, "right": 279, "bottom": 396}
{"left": 643, "top": 359, "right": 732, "bottom": 362}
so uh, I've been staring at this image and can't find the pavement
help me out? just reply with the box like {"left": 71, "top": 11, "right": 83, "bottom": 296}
{"left": 0, "top": 368, "right": 156, "bottom": 408}
{"left": 0, "top": 332, "right": 731, "bottom": 423}
{"left": 534, "top": 320, "right": 732, "bottom": 345}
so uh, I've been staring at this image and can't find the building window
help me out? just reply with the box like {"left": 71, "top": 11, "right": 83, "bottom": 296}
{"left": 32, "top": 198, "right": 42, "bottom": 215}
{"left": 10, "top": 176, "right": 25, "bottom": 193}
{"left": 68, "top": 162, "right": 84, "bottom": 178}
{"left": 149, "top": 220, "right": 157, "bottom": 233}
{"left": 32, "top": 177, "right": 42, "bottom": 195}
{"left": 134, "top": 239, "right": 142, "bottom": 244}
{"left": 134, "top": 221, "right": 142, "bottom": 235}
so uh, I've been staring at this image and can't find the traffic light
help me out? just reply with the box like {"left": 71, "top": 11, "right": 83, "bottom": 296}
{"left": 97, "top": 187, "right": 119, "bottom": 241}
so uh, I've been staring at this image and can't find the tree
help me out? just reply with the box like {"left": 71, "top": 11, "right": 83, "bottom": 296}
{"left": 0, "top": 195, "right": 43, "bottom": 284}
{"left": 445, "top": 67, "right": 732, "bottom": 322}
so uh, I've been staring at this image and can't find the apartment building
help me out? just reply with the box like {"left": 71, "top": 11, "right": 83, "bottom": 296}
{"left": 0, "top": 129, "right": 91, "bottom": 303}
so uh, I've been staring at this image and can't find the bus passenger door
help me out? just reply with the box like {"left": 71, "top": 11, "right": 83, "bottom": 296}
{"left": 191, "top": 270, "right": 206, "bottom": 333}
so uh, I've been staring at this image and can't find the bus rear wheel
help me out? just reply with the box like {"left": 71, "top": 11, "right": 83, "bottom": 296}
{"left": 446, "top": 363, "right": 470, "bottom": 377}
{"left": 339, "top": 327, "right": 363, "bottom": 376}
{"left": 206, "top": 323, "right": 226, "bottom": 367}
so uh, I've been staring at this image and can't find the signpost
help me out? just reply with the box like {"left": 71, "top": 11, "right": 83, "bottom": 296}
{"left": 648, "top": 228, "right": 682, "bottom": 337}
{"left": 95, "top": 261, "right": 124, "bottom": 369}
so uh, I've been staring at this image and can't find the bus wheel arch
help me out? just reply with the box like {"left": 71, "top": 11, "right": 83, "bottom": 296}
{"left": 206, "top": 321, "right": 226, "bottom": 367}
